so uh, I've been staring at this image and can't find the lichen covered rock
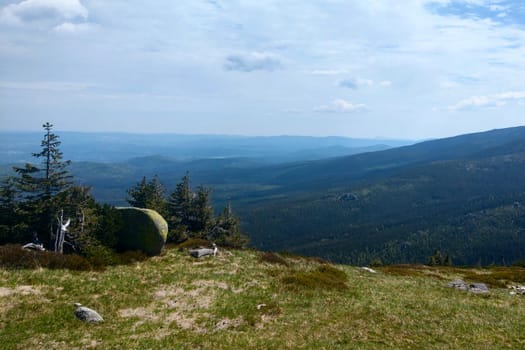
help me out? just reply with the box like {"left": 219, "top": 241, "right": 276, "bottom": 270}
{"left": 116, "top": 207, "right": 168, "bottom": 256}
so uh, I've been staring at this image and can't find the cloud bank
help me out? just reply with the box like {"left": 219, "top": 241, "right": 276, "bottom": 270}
{"left": 315, "top": 99, "right": 367, "bottom": 113}
{"left": 449, "top": 91, "right": 525, "bottom": 110}
{"left": 1, "top": 0, "right": 87, "bottom": 24}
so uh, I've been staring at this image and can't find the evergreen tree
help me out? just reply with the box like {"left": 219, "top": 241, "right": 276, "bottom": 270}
{"left": 10, "top": 122, "right": 73, "bottom": 248}
{"left": 127, "top": 176, "right": 149, "bottom": 208}
{"left": 0, "top": 177, "right": 26, "bottom": 244}
{"left": 147, "top": 175, "right": 167, "bottom": 216}
{"left": 167, "top": 173, "right": 193, "bottom": 241}
{"left": 210, "top": 203, "right": 249, "bottom": 248}
{"left": 189, "top": 185, "right": 214, "bottom": 234}
{"left": 31, "top": 122, "right": 73, "bottom": 201}
{"left": 127, "top": 175, "right": 167, "bottom": 216}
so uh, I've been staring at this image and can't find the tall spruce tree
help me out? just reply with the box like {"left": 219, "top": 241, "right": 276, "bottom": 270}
{"left": 166, "top": 173, "right": 193, "bottom": 242}
{"left": 32, "top": 122, "right": 73, "bottom": 200}
{"left": 11, "top": 122, "right": 73, "bottom": 247}
{"left": 189, "top": 185, "right": 214, "bottom": 234}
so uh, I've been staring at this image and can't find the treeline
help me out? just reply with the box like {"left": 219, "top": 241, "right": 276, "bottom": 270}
{"left": 0, "top": 122, "right": 121, "bottom": 260}
{"left": 126, "top": 174, "right": 247, "bottom": 247}
{"left": 0, "top": 123, "right": 247, "bottom": 263}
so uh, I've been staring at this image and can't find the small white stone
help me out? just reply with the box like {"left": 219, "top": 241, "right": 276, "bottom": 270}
{"left": 74, "top": 303, "right": 103, "bottom": 323}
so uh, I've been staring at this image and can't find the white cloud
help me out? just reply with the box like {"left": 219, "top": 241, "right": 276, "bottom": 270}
{"left": 53, "top": 21, "right": 93, "bottom": 33}
{"left": 0, "top": 0, "right": 88, "bottom": 25}
{"left": 1, "top": 1, "right": 525, "bottom": 137}
{"left": 224, "top": 52, "right": 282, "bottom": 72}
{"left": 315, "top": 99, "right": 367, "bottom": 113}
{"left": 449, "top": 91, "right": 525, "bottom": 110}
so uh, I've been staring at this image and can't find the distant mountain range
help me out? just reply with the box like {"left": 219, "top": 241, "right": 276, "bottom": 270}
{"left": 2, "top": 127, "right": 525, "bottom": 265}
{"left": 0, "top": 132, "right": 411, "bottom": 164}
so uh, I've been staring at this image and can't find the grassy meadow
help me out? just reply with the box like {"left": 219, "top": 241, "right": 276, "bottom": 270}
{"left": 1, "top": 247, "right": 525, "bottom": 349}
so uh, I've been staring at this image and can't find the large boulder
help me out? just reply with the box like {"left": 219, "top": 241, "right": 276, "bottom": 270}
{"left": 116, "top": 207, "right": 168, "bottom": 256}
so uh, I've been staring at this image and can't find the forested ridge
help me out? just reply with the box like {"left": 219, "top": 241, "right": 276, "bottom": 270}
{"left": 2, "top": 125, "right": 525, "bottom": 266}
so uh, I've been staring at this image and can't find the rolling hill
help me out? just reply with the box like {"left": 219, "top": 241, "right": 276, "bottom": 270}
{"left": 233, "top": 126, "right": 525, "bottom": 265}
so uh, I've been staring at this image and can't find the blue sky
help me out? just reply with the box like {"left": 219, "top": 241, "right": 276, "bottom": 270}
{"left": 0, "top": 0, "right": 524, "bottom": 138}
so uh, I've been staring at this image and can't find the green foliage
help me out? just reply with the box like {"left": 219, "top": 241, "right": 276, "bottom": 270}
{"left": 166, "top": 175, "right": 214, "bottom": 239}
{"left": 0, "top": 176, "right": 28, "bottom": 244}
{"left": 512, "top": 259, "right": 525, "bottom": 267}
{"left": 428, "top": 250, "right": 452, "bottom": 266}
{"left": 6, "top": 122, "right": 74, "bottom": 247}
{"left": 163, "top": 173, "right": 248, "bottom": 247}
{"left": 370, "top": 258, "right": 383, "bottom": 267}
{"left": 190, "top": 185, "right": 215, "bottom": 233}
{"left": 93, "top": 203, "right": 123, "bottom": 248}
{"left": 127, "top": 175, "right": 167, "bottom": 216}
{"left": 167, "top": 173, "right": 193, "bottom": 235}
{"left": 31, "top": 122, "right": 73, "bottom": 200}
{"left": 174, "top": 238, "right": 211, "bottom": 250}
{"left": 0, "top": 123, "right": 128, "bottom": 266}
{"left": 210, "top": 203, "right": 249, "bottom": 248}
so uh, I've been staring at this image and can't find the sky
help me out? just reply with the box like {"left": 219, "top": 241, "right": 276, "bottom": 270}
{"left": 0, "top": 0, "right": 524, "bottom": 139}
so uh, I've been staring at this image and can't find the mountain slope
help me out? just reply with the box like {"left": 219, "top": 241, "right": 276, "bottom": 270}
{"left": 235, "top": 127, "right": 525, "bottom": 265}
{"left": 260, "top": 126, "right": 525, "bottom": 191}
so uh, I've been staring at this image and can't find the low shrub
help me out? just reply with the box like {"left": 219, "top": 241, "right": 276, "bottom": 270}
{"left": 175, "top": 238, "right": 211, "bottom": 250}
{"left": 0, "top": 244, "right": 92, "bottom": 271}
{"left": 279, "top": 251, "right": 331, "bottom": 265}
{"left": 463, "top": 267, "right": 525, "bottom": 288}
{"left": 512, "top": 260, "right": 525, "bottom": 268}
{"left": 0, "top": 244, "right": 152, "bottom": 270}
{"left": 260, "top": 252, "right": 289, "bottom": 266}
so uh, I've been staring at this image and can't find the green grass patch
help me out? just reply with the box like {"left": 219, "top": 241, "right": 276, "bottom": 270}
{"left": 1, "top": 247, "right": 525, "bottom": 349}
{"left": 281, "top": 264, "right": 348, "bottom": 291}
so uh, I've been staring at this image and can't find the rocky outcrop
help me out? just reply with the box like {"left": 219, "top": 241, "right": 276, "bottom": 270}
{"left": 509, "top": 285, "right": 525, "bottom": 295}
{"left": 116, "top": 207, "right": 168, "bottom": 256}
{"left": 447, "top": 279, "right": 489, "bottom": 293}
